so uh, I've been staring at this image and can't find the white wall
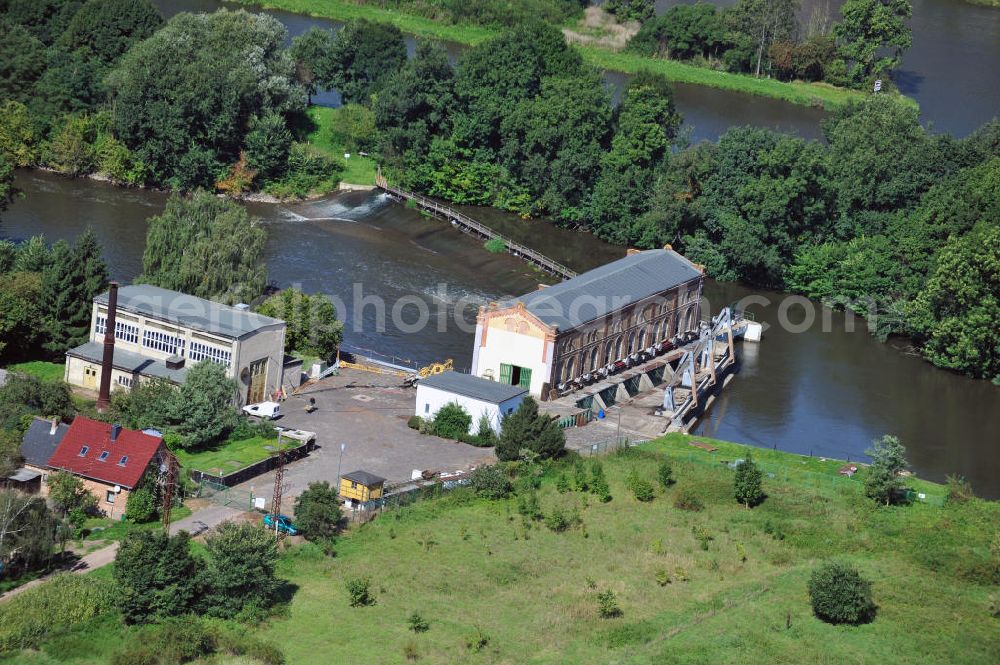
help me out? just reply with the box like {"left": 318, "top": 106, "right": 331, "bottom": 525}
{"left": 473, "top": 327, "right": 550, "bottom": 397}
{"left": 415, "top": 385, "right": 525, "bottom": 434}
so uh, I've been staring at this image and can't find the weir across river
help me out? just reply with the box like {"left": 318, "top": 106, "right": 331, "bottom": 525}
{"left": 375, "top": 171, "right": 578, "bottom": 281}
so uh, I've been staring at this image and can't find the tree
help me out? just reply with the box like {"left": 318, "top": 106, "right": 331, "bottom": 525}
{"left": 0, "top": 374, "right": 73, "bottom": 431}
{"left": 733, "top": 452, "right": 764, "bottom": 508}
{"left": 40, "top": 229, "right": 108, "bottom": 355}
{"left": 243, "top": 112, "right": 293, "bottom": 183}
{"left": 124, "top": 473, "right": 158, "bottom": 523}
{"left": 256, "top": 287, "right": 343, "bottom": 360}
{"left": 628, "top": 4, "right": 727, "bottom": 60}
{"left": 907, "top": 221, "right": 1000, "bottom": 380}
{"left": 0, "top": 490, "right": 55, "bottom": 575}
{"left": 47, "top": 471, "right": 97, "bottom": 517}
{"left": 808, "top": 562, "right": 876, "bottom": 624}
{"left": 106, "top": 377, "right": 176, "bottom": 431}
{"left": 834, "top": 0, "right": 912, "bottom": 82}
{"left": 59, "top": 0, "right": 163, "bottom": 65}
{"left": 0, "top": 21, "right": 47, "bottom": 105}
{"left": 0, "top": 430, "right": 22, "bottom": 479}
{"left": 657, "top": 458, "right": 674, "bottom": 489}
{"left": 138, "top": 190, "right": 267, "bottom": 304}
{"left": 863, "top": 435, "right": 908, "bottom": 506}
{"left": 328, "top": 19, "right": 407, "bottom": 105}
{"left": 0, "top": 101, "right": 41, "bottom": 167}
{"left": 289, "top": 26, "right": 336, "bottom": 102}
{"left": 0, "top": 272, "right": 44, "bottom": 361}
{"left": 433, "top": 402, "right": 472, "bottom": 439}
{"left": 167, "top": 361, "right": 238, "bottom": 450}
{"left": 724, "top": 0, "right": 799, "bottom": 77}
{"left": 202, "top": 521, "right": 280, "bottom": 619}
{"left": 496, "top": 397, "right": 565, "bottom": 461}
{"left": 293, "top": 481, "right": 342, "bottom": 545}
{"left": 604, "top": 0, "right": 655, "bottom": 24}
{"left": 106, "top": 9, "right": 305, "bottom": 188}
{"left": 114, "top": 530, "right": 202, "bottom": 624}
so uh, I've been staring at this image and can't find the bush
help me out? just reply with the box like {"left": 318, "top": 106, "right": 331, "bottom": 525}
{"left": 556, "top": 473, "right": 571, "bottom": 493}
{"left": 626, "top": 469, "right": 655, "bottom": 502}
{"left": 597, "top": 589, "right": 622, "bottom": 618}
{"left": 657, "top": 458, "right": 674, "bottom": 489}
{"left": 124, "top": 485, "right": 157, "bottom": 523}
{"left": 673, "top": 488, "right": 704, "bottom": 512}
{"left": 469, "top": 465, "right": 512, "bottom": 499}
{"left": 496, "top": 397, "right": 565, "bottom": 461}
{"left": 407, "top": 611, "right": 430, "bottom": 632}
{"left": 733, "top": 453, "right": 764, "bottom": 508}
{"left": 484, "top": 237, "right": 506, "bottom": 254}
{"left": 0, "top": 574, "right": 114, "bottom": 652}
{"left": 946, "top": 475, "right": 975, "bottom": 504}
{"left": 808, "top": 562, "right": 876, "bottom": 625}
{"left": 544, "top": 504, "right": 579, "bottom": 533}
{"left": 433, "top": 401, "right": 472, "bottom": 439}
{"left": 407, "top": 415, "right": 423, "bottom": 430}
{"left": 346, "top": 576, "right": 375, "bottom": 607}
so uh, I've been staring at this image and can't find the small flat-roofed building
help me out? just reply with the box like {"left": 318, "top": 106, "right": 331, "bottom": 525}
{"left": 65, "top": 285, "right": 286, "bottom": 406}
{"left": 471, "top": 248, "right": 704, "bottom": 399}
{"left": 416, "top": 371, "right": 528, "bottom": 434}
{"left": 339, "top": 470, "right": 386, "bottom": 506}
{"left": 47, "top": 416, "right": 166, "bottom": 518}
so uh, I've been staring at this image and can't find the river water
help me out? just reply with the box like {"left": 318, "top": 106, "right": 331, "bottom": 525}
{"left": 4, "top": 171, "right": 998, "bottom": 496}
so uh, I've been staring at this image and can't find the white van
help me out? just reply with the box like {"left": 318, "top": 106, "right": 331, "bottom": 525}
{"left": 243, "top": 401, "right": 281, "bottom": 419}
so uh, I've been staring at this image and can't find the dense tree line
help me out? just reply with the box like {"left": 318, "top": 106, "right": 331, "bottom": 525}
{"left": 628, "top": 0, "right": 912, "bottom": 87}
{"left": 0, "top": 2, "right": 340, "bottom": 195}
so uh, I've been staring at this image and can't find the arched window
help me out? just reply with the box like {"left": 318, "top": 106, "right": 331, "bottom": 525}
{"left": 638, "top": 329, "right": 646, "bottom": 349}
{"left": 565, "top": 356, "right": 575, "bottom": 381}
{"left": 589, "top": 346, "right": 599, "bottom": 370}
{"left": 614, "top": 336, "right": 623, "bottom": 360}
{"left": 627, "top": 331, "right": 636, "bottom": 354}
{"left": 604, "top": 340, "right": 613, "bottom": 365}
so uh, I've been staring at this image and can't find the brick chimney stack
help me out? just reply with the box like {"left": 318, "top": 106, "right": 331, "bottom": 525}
{"left": 96, "top": 281, "right": 119, "bottom": 412}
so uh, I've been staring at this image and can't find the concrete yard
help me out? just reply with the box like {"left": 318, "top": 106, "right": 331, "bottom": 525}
{"left": 233, "top": 368, "right": 495, "bottom": 501}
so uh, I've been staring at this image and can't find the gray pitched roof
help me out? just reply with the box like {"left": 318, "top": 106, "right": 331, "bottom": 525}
{"left": 508, "top": 249, "right": 702, "bottom": 330}
{"left": 96, "top": 285, "right": 283, "bottom": 339}
{"left": 342, "top": 470, "right": 386, "bottom": 486}
{"left": 419, "top": 371, "right": 528, "bottom": 404}
{"left": 66, "top": 341, "right": 189, "bottom": 383}
{"left": 21, "top": 417, "right": 70, "bottom": 467}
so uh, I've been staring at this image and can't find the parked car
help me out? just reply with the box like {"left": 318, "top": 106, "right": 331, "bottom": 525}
{"left": 263, "top": 513, "right": 298, "bottom": 535}
{"left": 243, "top": 401, "right": 281, "bottom": 419}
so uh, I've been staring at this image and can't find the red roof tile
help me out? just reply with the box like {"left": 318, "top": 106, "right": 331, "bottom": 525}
{"left": 47, "top": 416, "right": 163, "bottom": 489}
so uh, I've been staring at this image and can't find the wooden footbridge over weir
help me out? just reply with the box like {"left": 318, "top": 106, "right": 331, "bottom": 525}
{"left": 375, "top": 171, "right": 577, "bottom": 281}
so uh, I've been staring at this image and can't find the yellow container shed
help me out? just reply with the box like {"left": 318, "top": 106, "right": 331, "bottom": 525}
{"left": 339, "top": 470, "right": 387, "bottom": 504}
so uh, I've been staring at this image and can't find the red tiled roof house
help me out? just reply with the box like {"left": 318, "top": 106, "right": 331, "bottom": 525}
{"left": 47, "top": 416, "right": 166, "bottom": 519}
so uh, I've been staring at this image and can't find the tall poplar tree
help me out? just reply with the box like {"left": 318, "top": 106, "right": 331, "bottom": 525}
{"left": 41, "top": 229, "right": 108, "bottom": 355}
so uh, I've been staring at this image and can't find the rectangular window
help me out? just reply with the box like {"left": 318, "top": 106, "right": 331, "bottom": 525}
{"left": 95, "top": 317, "right": 139, "bottom": 344}
{"left": 189, "top": 341, "right": 232, "bottom": 368}
{"left": 118, "top": 456, "right": 128, "bottom": 467}
{"left": 424, "top": 403, "right": 429, "bottom": 413}
{"left": 106, "top": 490, "right": 115, "bottom": 504}
{"left": 79, "top": 446, "right": 89, "bottom": 457}
{"left": 142, "top": 328, "right": 185, "bottom": 356}
{"left": 116, "top": 375, "right": 133, "bottom": 388}
{"left": 98, "top": 451, "right": 109, "bottom": 462}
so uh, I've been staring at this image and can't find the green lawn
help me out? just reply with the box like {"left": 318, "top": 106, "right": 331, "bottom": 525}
{"left": 173, "top": 436, "right": 299, "bottom": 476}
{"left": 229, "top": 0, "right": 892, "bottom": 110}
{"left": 79, "top": 505, "right": 193, "bottom": 543}
{"left": 304, "top": 106, "right": 377, "bottom": 186}
{"left": 5, "top": 361, "right": 65, "bottom": 383}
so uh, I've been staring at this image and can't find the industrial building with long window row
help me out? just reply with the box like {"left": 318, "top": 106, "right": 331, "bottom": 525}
{"left": 64, "top": 284, "right": 287, "bottom": 406}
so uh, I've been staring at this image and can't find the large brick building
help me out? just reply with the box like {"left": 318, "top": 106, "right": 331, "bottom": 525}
{"left": 65, "top": 285, "right": 286, "bottom": 406}
{"left": 471, "top": 248, "right": 704, "bottom": 399}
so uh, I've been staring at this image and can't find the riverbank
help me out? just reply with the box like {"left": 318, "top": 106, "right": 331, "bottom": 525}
{"left": 225, "top": 0, "right": 875, "bottom": 110}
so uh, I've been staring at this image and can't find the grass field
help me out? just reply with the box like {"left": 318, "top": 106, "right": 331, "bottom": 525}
{"left": 304, "top": 106, "right": 377, "bottom": 186}
{"left": 5, "top": 361, "right": 65, "bottom": 383}
{"left": 3, "top": 435, "right": 996, "bottom": 664}
{"left": 228, "top": 0, "right": 882, "bottom": 110}
{"left": 172, "top": 435, "right": 299, "bottom": 475}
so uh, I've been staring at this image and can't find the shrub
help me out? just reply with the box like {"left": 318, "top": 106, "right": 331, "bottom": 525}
{"left": 433, "top": 401, "right": 472, "bottom": 439}
{"left": 407, "top": 415, "right": 423, "bottom": 430}
{"left": 517, "top": 491, "right": 541, "bottom": 520}
{"left": 545, "top": 504, "right": 581, "bottom": 533}
{"left": 573, "top": 462, "right": 590, "bottom": 492}
{"left": 692, "top": 525, "right": 714, "bottom": 551}
{"left": 597, "top": 589, "right": 622, "bottom": 618}
{"left": 124, "top": 484, "right": 157, "bottom": 523}
{"left": 808, "top": 562, "right": 876, "bottom": 625}
{"left": 657, "top": 458, "right": 675, "bottom": 489}
{"left": 408, "top": 611, "right": 430, "bottom": 632}
{"left": 346, "top": 576, "right": 375, "bottom": 607}
{"left": 733, "top": 453, "right": 764, "bottom": 508}
{"left": 655, "top": 568, "right": 671, "bottom": 586}
{"left": 946, "top": 474, "right": 975, "bottom": 504}
{"left": 484, "top": 237, "right": 506, "bottom": 254}
{"left": 469, "top": 465, "right": 512, "bottom": 499}
{"left": 673, "top": 488, "right": 704, "bottom": 512}
{"left": 496, "top": 397, "right": 565, "bottom": 461}
{"left": 475, "top": 414, "right": 497, "bottom": 446}
{"left": 556, "top": 473, "right": 571, "bottom": 493}
{"left": 465, "top": 625, "right": 490, "bottom": 652}
{"left": 626, "top": 469, "right": 655, "bottom": 502}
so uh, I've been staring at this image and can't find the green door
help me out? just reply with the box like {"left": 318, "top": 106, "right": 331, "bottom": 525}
{"left": 518, "top": 367, "right": 531, "bottom": 389}
{"left": 499, "top": 363, "right": 512, "bottom": 385}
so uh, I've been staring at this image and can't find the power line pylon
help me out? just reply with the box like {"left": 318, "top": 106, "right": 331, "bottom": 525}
{"left": 270, "top": 448, "right": 286, "bottom": 540}
{"left": 160, "top": 449, "right": 178, "bottom": 531}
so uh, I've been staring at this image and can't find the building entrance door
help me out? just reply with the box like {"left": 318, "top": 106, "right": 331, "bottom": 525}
{"left": 83, "top": 366, "right": 98, "bottom": 389}
{"left": 500, "top": 363, "right": 532, "bottom": 389}
{"left": 246, "top": 358, "right": 268, "bottom": 404}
